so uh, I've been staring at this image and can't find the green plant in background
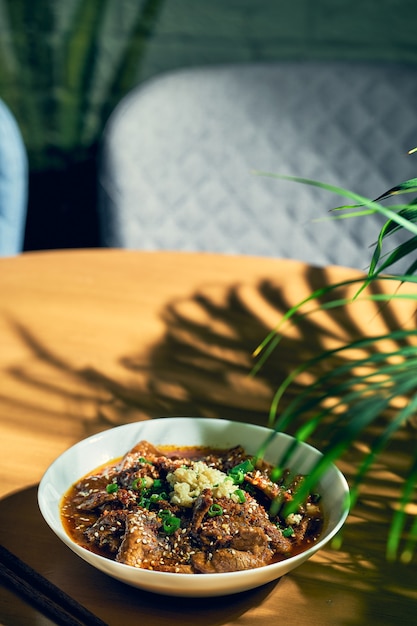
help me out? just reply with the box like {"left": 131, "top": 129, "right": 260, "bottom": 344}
{"left": 254, "top": 168, "right": 417, "bottom": 563}
{"left": 0, "top": 0, "right": 165, "bottom": 170}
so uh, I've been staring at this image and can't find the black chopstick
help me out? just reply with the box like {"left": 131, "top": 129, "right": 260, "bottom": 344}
{"left": 0, "top": 545, "right": 108, "bottom": 626}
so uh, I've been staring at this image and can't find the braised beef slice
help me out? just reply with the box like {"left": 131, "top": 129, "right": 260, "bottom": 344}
{"left": 292, "top": 517, "right": 310, "bottom": 545}
{"left": 192, "top": 527, "right": 274, "bottom": 573}
{"left": 117, "top": 440, "right": 163, "bottom": 471}
{"left": 76, "top": 488, "right": 135, "bottom": 512}
{"left": 153, "top": 456, "right": 192, "bottom": 475}
{"left": 204, "top": 445, "right": 248, "bottom": 473}
{"left": 75, "top": 490, "right": 118, "bottom": 511}
{"left": 84, "top": 510, "right": 127, "bottom": 553}
{"left": 116, "top": 509, "right": 194, "bottom": 573}
{"left": 244, "top": 470, "right": 291, "bottom": 503}
{"left": 191, "top": 490, "right": 213, "bottom": 532}
{"left": 291, "top": 514, "right": 325, "bottom": 547}
{"left": 117, "top": 463, "right": 159, "bottom": 489}
{"left": 190, "top": 495, "right": 292, "bottom": 573}
{"left": 116, "top": 509, "right": 162, "bottom": 567}
{"left": 74, "top": 473, "right": 113, "bottom": 497}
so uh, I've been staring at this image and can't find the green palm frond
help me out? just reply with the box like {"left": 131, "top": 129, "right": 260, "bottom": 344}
{"left": 255, "top": 171, "right": 417, "bottom": 562}
{"left": 388, "top": 449, "right": 417, "bottom": 562}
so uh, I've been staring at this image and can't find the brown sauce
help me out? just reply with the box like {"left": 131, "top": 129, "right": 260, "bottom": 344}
{"left": 61, "top": 442, "right": 323, "bottom": 574}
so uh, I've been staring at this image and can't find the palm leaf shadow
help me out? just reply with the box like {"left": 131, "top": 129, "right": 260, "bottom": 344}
{"left": 3, "top": 265, "right": 417, "bottom": 606}
{"left": 4, "top": 264, "right": 415, "bottom": 439}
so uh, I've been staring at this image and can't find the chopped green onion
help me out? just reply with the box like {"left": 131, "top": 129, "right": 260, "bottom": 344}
{"left": 106, "top": 483, "right": 118, "bottom": 494}
{"left": 234, "top": 489, "right": 246, "bottom": 503}
{"left": 150, "top": 493, "right": 162, "bottom": 503}
{"left": 208, "top": 503, "right": 223, "bottom": 517}
{"left": 162, "top": 515, "right": 181, "bottom": 535}
{"left": 228, "top": 459, "right": 254, "bottom": 484}
{"left": 132, "top": 477, "right": 147, "bottom": 490}
{"left": 233, "top": 459, "right": 255, "bottom": 473}
{"left": 138, "top": 457, "right": 153, "bottom": 465}
{"left": 230, "top": 470, "right": 245, "bottom": 485}
{"left": 282, "top": 526, "right": 295, "bottom": 538}
{"left": 159, "top": 509, "right": 172, "bottom": 519}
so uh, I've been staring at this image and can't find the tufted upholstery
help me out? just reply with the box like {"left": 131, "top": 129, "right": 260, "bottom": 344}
{"left": 98, "top": 61, "right": 417, "bottom": 271}
{"left": 0, "top": 99, "right": 28, "bottom": 256}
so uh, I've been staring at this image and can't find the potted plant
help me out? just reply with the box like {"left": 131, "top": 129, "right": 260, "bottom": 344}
{"left": 253, "top": 166, "right": 417, "bottom": 563}
{"left": 0, "top": 0, "right": 165, "bottom": 249}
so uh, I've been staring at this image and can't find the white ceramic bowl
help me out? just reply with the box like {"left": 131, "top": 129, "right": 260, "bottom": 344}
{"left": 38, "top": 417, "right": 349, "bottom": 597}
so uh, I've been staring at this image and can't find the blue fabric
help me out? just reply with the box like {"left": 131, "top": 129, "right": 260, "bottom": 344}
{"left": 0, "top": 99, "right": 28, "bottom": 256}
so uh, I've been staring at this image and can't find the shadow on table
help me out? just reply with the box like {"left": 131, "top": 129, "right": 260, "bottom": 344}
{"left": 2, "top": 266, "right": 417, "bottom": 622}
{"left": 4, "top": 264, "right": 415, "bottom": 435}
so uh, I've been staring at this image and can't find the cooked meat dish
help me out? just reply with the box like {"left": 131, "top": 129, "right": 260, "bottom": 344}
{"left": 61, "top": 440, "right": 323, "bottom": 574}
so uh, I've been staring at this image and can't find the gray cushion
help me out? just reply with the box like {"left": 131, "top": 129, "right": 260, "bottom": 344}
{"left": 98, "top": 61, "right": 417, "bottom": 271}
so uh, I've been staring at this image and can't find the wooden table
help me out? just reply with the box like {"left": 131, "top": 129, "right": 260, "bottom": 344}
{"left": 0, "top": 249, "right": 416, "bottom": 625}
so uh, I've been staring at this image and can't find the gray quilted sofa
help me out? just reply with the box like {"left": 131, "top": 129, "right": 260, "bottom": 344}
{"left": 98, "top": 61, "right": 417, "bottom": 271}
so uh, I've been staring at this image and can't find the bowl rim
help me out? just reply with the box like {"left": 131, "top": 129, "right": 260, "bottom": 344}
{"left": 38, "top": 417, "right": 350, "bottom": 587}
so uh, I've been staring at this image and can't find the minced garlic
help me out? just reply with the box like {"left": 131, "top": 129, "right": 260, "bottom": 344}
{"left": 167, "top": 461, "right": 237, "bottom": 507}
{"left": 285, "top": 513, "right": 303, "bottom": 526}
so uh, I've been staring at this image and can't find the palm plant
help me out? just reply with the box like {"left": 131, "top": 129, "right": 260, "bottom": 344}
{"left": 0, "top": 0, "right": 165, "bottom": 170}
{"left": 253, "top": 167, "right": 417, "bottom": 563}
{"left": 0, "top": 0, "right": 166, "bottom": 248}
